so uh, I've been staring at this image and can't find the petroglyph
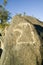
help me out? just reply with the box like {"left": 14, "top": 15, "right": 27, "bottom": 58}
{"left": 13, "top": 22, "right": 36, "bottom": 45}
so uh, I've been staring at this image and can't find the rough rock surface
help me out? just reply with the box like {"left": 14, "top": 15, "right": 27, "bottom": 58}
{"left": 0, "top": 16, "right": 43, "bottom": 65}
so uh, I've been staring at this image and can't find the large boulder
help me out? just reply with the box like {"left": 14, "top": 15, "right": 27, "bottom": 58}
{"left": 1, "top": 16, "right": 42, "bottom": 65}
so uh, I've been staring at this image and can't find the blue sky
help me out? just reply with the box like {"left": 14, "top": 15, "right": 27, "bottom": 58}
{"left": 0, "top": 0, "right": 43, "bottom": 21}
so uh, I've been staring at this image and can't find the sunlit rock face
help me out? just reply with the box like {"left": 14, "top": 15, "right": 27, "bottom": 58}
{"left": 1, "top": 16, "right": 42, "bottom": 65}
